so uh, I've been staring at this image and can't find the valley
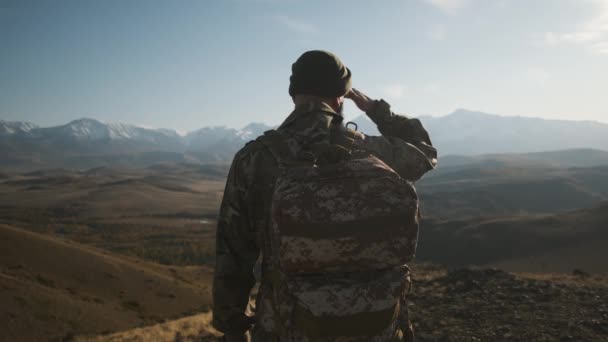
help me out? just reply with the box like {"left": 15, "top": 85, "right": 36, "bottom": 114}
{"left": 1, "top": 146, "right": 607, "bottom": 340}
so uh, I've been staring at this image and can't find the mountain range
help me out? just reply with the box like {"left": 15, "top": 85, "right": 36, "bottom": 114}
{"left": 2, "top": 109, "right": 608, "bottom": 171}
{"left": 0, "top": 118, "right": 270, "bottom": 171}
{"left": 355, "top": 109, "right": 608, "bottom": 155}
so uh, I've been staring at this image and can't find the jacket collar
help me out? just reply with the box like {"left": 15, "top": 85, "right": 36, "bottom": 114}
{"left": 280, "top": 100, "right": 343, "bottom": 129}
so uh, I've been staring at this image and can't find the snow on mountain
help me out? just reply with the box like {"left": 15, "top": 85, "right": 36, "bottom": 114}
{"left": 237, "top": 122, "right": 273, "bottom": 141}
{"left": 105, "top": 123, "right": 182, "bottom": 143}
{"left": 154, "top": 128, "right": 182, "bottom": 138}
{"left": 5, "top": 109, "right": 607, "bottom": 172}
{"left": 1, "top": 118, "right": 273, "bottom": 153}
{"left": 24, "top": 118, "right": 183, "bottom": 146}
{"left": 0, "top": 120, "right": 39, "bottom": 135}
{"left": 62, "top": 118, "right": 111, "bottom": 140}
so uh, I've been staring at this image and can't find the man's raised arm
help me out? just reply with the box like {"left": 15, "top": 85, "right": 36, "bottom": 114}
{"left": 347, "top": 88, "right": 438, "bottom": 182}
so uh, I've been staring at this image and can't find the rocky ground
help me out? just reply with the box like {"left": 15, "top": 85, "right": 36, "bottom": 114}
{"left": 409, "top": 264, "right": 608, "bottom": 342}
{"left": 78, "top": 264, "right": 608, "bottom": 341}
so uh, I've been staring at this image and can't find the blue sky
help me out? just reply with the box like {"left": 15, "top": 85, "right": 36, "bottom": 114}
{"left": 1, "top": 0, "right": 607, "bottom": 131}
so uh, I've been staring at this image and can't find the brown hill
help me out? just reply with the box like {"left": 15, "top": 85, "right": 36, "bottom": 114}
{"left": 0, "top": 224, "right": 212, "bottom": 342}
{"left": 418, "top": 202, "right": 608, "bottom": 272}
{"left": 418, "top": 165, "right": 608, "bottom": 219}
{"left": 0, "top": 164, "right": 225, "bottom": 266}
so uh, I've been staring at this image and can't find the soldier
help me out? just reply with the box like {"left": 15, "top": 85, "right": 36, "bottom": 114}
{"left": 213, "top": 50, "right": 437, "bottom": 341}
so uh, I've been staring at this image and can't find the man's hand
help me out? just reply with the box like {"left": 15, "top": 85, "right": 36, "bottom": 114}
{"left": 345, "top": 88, "right": 376, "bottom": 113}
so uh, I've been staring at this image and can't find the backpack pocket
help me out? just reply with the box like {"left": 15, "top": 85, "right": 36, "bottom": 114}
{"left": 285, "top": 267, "right": 409, "bottom": 338}
{"left": 278, "top": 212, "right": 418, "bottom": 274}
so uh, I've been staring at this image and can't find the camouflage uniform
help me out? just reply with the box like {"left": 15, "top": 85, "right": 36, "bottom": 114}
{"left": 213, "top": 99, "right": 437, "bottom": 341}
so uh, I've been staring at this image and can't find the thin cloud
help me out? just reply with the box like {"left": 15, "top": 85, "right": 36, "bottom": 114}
{"left": 591, "top": 41, "right": 608, "bottom": 54}
{"left": 421, "top": 0, "right": 472, "bottom": 13}
{"left": 537, "top": 0, "right": 608, "bottom": 55}
{"left": 274, "top": 15, "right": 317, "bottom": 34}
{"left": 543, "top": 31, "right": 602, "bottom": 45}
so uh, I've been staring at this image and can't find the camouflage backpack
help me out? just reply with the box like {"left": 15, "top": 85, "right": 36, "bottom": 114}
{"left": 258, "top": 128, "right": 419, "bottom": 339}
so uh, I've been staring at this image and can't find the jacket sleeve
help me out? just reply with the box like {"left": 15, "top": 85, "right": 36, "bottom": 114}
{"left": 358, "top": 99, "right": 438, "bottom": 182}
{"left": 212, "top": 151, "right": 259, "bottom": 334}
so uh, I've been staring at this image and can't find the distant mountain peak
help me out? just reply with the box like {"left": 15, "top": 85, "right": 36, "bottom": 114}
{"left": 0, "top": 120, "right": 39, "bottom": 135}
{"left": 2, "top": 113, "right": 607, "bottom": 172}
{"left": 448, "top": 109, "right": 498, "bottom": 119}
{"left": 63, "top": 118, "right": 109, "bottom": 139}
{"left": 68, "top": 117, "right": 104, "bottom": 124}
{"left": 237, "top": 122, "right": 273, "bottom": 140}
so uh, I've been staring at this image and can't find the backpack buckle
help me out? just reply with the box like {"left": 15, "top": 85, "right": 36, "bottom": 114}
{"left": 345, "top": 121, "right": 358, "bottom": 131}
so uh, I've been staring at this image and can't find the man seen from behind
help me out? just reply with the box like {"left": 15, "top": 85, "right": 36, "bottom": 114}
{"left": 213, "top": 50, "right": 438, "bottom": 341}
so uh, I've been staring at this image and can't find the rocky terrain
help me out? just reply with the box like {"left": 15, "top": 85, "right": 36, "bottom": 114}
{"left": 409, "top": 265, "right": 608, "bottom": 342}
{"left": 72, "top": 264, "right": 608, "bottom": 342}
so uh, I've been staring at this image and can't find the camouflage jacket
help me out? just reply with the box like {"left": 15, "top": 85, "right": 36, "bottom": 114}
{"left": 212, "top": 99, "right": 438, "bottom": 335}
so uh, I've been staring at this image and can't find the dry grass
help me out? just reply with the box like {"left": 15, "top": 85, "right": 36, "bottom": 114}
{"left": 0, "top": 224, "right": 213, "bottom": 341}
{"left": 0, "top": 165, "right": 225, "bottom": 266}
{"left": 76, "top": 312, "right": 221, "bottom": 342}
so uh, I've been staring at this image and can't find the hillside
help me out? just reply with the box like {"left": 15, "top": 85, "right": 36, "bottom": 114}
{"left": 418, "top": 203, "right": 608, "bottom": 272}
{"left": 437, "top": 149, "right": 608, "bottom": 169}
{"left": 73, "top": 264, "right": 608, "bottom": 342}
{"left": 76, "top": 312, "right": 221, "bottom": 342}
{"left": 0, "top": 224, "right": 212, "bottom": 342}
{"left": 418, "top": 162, "right": 608, "bottom": 219}
{"left": 1, "top": 159, "right": 606, "bottom": 274}
{"left": 0, "top": 164, "right": 227, "bottom": 266}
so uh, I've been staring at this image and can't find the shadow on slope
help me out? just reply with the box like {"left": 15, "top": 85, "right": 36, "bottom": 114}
{"left": 0, "top": 224, "right": 212, "bottom": 342}
{"left": 418, "top": 164, "right": 608, "bottom": 219}
{"left": 418, "top": 202, "right": 608, "bottom": 273}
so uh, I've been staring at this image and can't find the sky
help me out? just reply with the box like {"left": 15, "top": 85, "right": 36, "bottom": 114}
{"left": 1, "top": 0, "right": 607, "bottom": 131}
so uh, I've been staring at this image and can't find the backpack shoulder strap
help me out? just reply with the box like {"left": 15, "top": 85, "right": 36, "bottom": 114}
{"left": 257, "top": 130, "right": 295, "bottom": 168}
{"left": 330, "top": 125, "right": 358, "bottom": 153}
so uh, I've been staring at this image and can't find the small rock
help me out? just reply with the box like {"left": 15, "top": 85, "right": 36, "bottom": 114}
{"left": 572, "top": 269, "right": 590, "bottom": 278}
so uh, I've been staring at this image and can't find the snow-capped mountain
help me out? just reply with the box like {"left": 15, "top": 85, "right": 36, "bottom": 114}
{"left": 0, "top": 120, "right": 39, "bottom": 135}
{"left": 0, "top": 118, "right": 273, "bottom": 171}
{"left": 184, "top": 122, "right": 270, "bottom": 150}
{"left": 237, "top": 122, "right": 272, "bottom": 140}
{"left": 30, "top": 118, "right": 181, "bottom": 144}
{"left": 2, "top": 110, "right": 608, "bottom": 172}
